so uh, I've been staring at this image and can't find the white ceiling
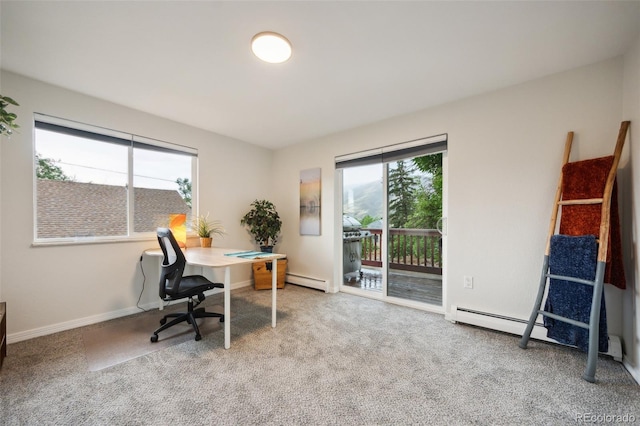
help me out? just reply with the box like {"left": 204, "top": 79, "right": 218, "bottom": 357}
{"left": 2, "top": 1, "right": 639, "bottom": 149}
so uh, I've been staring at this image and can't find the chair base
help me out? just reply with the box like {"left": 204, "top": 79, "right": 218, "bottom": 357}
{"left": 151, "top": 300, "right": 224, "bottom": 342}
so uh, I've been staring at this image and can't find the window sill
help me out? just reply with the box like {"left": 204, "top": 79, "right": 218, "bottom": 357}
{"left": 31, "top": 235, "right": 157, "bottom": 248}
{"left": 31, "top": 233, "right": 202, "bottom": 248}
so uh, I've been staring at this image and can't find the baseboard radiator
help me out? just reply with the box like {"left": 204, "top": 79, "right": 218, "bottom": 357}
{"left": 286, "top": 272, "right": 330, "bottom": 293}
{"left": 448, "top": 305, "right": 622, "bottom": 362}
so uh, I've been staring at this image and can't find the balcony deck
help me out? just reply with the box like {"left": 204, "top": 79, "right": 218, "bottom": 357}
{"left": 343, "top": 228, "right": 443, "bottom": 305}
{"left": 343, "top": 267, "right": 442, "bottom": 306}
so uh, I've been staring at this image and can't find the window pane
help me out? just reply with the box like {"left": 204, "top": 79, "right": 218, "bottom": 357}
{"left": 34, "top": 118, "right": 197, "bottom": 242}
{"left": 35, "top": 128, "right": 128, "bottom": 239}
{"left": 133, "top": 147, "right": 192, "bottom": 233}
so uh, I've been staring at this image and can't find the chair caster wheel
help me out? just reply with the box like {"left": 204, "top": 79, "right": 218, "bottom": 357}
{"left": 195, "top": 334, "right": 201, "bottom": 341}
{"left": 150, "top": 334, "right": 158, "bottom": 343}
{"left": 220, "top": 316, "right": 225, "bottom": 323}
{"left": 160, "top": 318, "right": 166, "bottom": 325}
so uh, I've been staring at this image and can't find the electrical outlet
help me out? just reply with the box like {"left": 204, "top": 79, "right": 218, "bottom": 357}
{"left": 464, "top": 276, "right": 473, "bottom": 289}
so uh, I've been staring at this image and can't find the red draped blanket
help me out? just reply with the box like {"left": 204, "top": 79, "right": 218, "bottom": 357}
{"left": 559, "top": 156, "right": 625, "bottom": 289}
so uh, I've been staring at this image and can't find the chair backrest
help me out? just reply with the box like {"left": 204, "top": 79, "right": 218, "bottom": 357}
{"left": 156, "top": 228, "right": 186, "bottom": 299}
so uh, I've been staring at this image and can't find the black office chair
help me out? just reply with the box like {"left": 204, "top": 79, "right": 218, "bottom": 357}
{"left": 151, "top": 228, "right": 224, "bottom": 343}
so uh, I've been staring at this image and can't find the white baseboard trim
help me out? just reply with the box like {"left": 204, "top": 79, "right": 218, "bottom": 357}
{"left": 447, "top": 305, "right": 624, "bottom": 363}
{"left": 623, "top": 359, "right": 640, "bottom": 385}
{"left": 446, "top": 305, "right": 550, "bottom": 340}
{"left": 286, "top": 272, "right": 330, "bottom": 293}
{"left": 7, "top": 279, "right": 252, "bottom": 344}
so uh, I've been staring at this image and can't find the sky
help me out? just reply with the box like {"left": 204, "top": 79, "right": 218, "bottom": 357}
{"left": 342, "top": 163, "right": 382, "bottom": 186}
{"left": 342, "top": 161, "right": 428, "bottom": 187}
{"left": 35, "top": 128, "right": 191, "bottom": 190}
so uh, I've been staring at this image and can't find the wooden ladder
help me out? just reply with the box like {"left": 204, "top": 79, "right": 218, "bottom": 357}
{"left": 519, "top": 121, "right": 629, "bottom": 383}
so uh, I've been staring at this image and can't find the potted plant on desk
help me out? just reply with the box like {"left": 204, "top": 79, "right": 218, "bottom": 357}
{"left": 193, "top": 213, "right": 225, "bottom": 247}
{"left": 240, "top": 199, "right": 282, "bottom": 252}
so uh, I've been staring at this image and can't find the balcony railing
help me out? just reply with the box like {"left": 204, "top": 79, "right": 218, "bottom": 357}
{"left": 361, "top": 228, "right": 442, "bottom": 275}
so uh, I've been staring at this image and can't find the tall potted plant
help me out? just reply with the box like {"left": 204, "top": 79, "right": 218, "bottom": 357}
{"left": 240, "top": 199, "right": 282, "bottom": 252}
{"left": 193, "top": 213, "right": 225, "bottom": 247}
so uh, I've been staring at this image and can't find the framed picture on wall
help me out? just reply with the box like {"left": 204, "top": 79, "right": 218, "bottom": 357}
{"left": 300, "top": 168, "right": 321, "bottom": 235}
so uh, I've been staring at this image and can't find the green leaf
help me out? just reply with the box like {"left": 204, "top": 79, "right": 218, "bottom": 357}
{"left": 0, "top": 95, "right": 19, "bottom": 106}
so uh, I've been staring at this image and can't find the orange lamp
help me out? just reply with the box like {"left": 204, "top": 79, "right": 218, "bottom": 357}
{"left": 169, "top": 213, "right": 187, "bottom": 249}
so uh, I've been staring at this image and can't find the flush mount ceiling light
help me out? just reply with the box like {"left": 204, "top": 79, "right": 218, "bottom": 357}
{"left": 251, "top": 32, "right": 292, "bottom": 64}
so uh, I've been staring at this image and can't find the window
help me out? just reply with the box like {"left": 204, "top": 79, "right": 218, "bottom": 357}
{"left": 34, "top": 114, "right": 197, "bottom": 242}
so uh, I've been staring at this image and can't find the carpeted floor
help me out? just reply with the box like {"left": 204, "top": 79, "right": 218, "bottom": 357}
{"left": 1, "top": 284, "right": 638, "bottom": 425}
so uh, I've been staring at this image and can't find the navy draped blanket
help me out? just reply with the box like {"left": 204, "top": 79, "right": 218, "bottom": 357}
{"left": 543, "top": 234, "right": 608, "bottom": 353}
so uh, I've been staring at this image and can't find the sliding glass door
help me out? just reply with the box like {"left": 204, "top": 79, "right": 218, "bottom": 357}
{"left": 342, "top": 163, "right": 383, "bottom": 293}
{"left": 386, "top": 154, "right": 443, "bottom": 306}
{"left": 337, "top": 136, "right": 446, "bottom": 309}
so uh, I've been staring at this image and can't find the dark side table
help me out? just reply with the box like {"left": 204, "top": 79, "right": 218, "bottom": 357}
{"left": 0, "top": 302, "right": 6, "bottom": 369}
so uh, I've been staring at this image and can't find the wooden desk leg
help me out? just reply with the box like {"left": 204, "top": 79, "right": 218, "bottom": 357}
{"left": 224, "top": 266, "right": 231, "bottom": 349}
{"left": 272, "top": 259, "right": 277, "bottom": 328}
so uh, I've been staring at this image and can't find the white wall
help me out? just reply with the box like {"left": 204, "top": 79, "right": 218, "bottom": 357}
{"left": 272, "top": 57, "right": 630, "bottom": 348}
{"left": 623, "top": 33, "right": 640, "bottom": 382}
{"left": 0, "top": 71, "right": 274, "bottom": 340}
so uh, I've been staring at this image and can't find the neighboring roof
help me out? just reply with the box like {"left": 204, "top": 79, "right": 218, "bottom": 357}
{"left": 36, "top": 179, "right": 189, "bottom": 238}
{"left": 134, "top": 187, "right": 190, "bottom": 233}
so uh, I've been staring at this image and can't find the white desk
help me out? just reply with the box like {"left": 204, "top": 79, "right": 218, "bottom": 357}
{"left": 144, "top": 247, "right": 285, "bottom": 349}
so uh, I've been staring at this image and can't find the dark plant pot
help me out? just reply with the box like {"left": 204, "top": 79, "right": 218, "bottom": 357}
{"left": 261, "top": 246, "right": 274, "bottom": 270}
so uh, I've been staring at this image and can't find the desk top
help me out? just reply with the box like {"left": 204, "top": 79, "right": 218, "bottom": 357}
{"left": 144, "top": 247, "right": 286, "bottom": 268}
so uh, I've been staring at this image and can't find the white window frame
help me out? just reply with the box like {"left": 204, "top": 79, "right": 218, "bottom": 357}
{"left": 33, "top": 113, "right": 198, "bottom": 245}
